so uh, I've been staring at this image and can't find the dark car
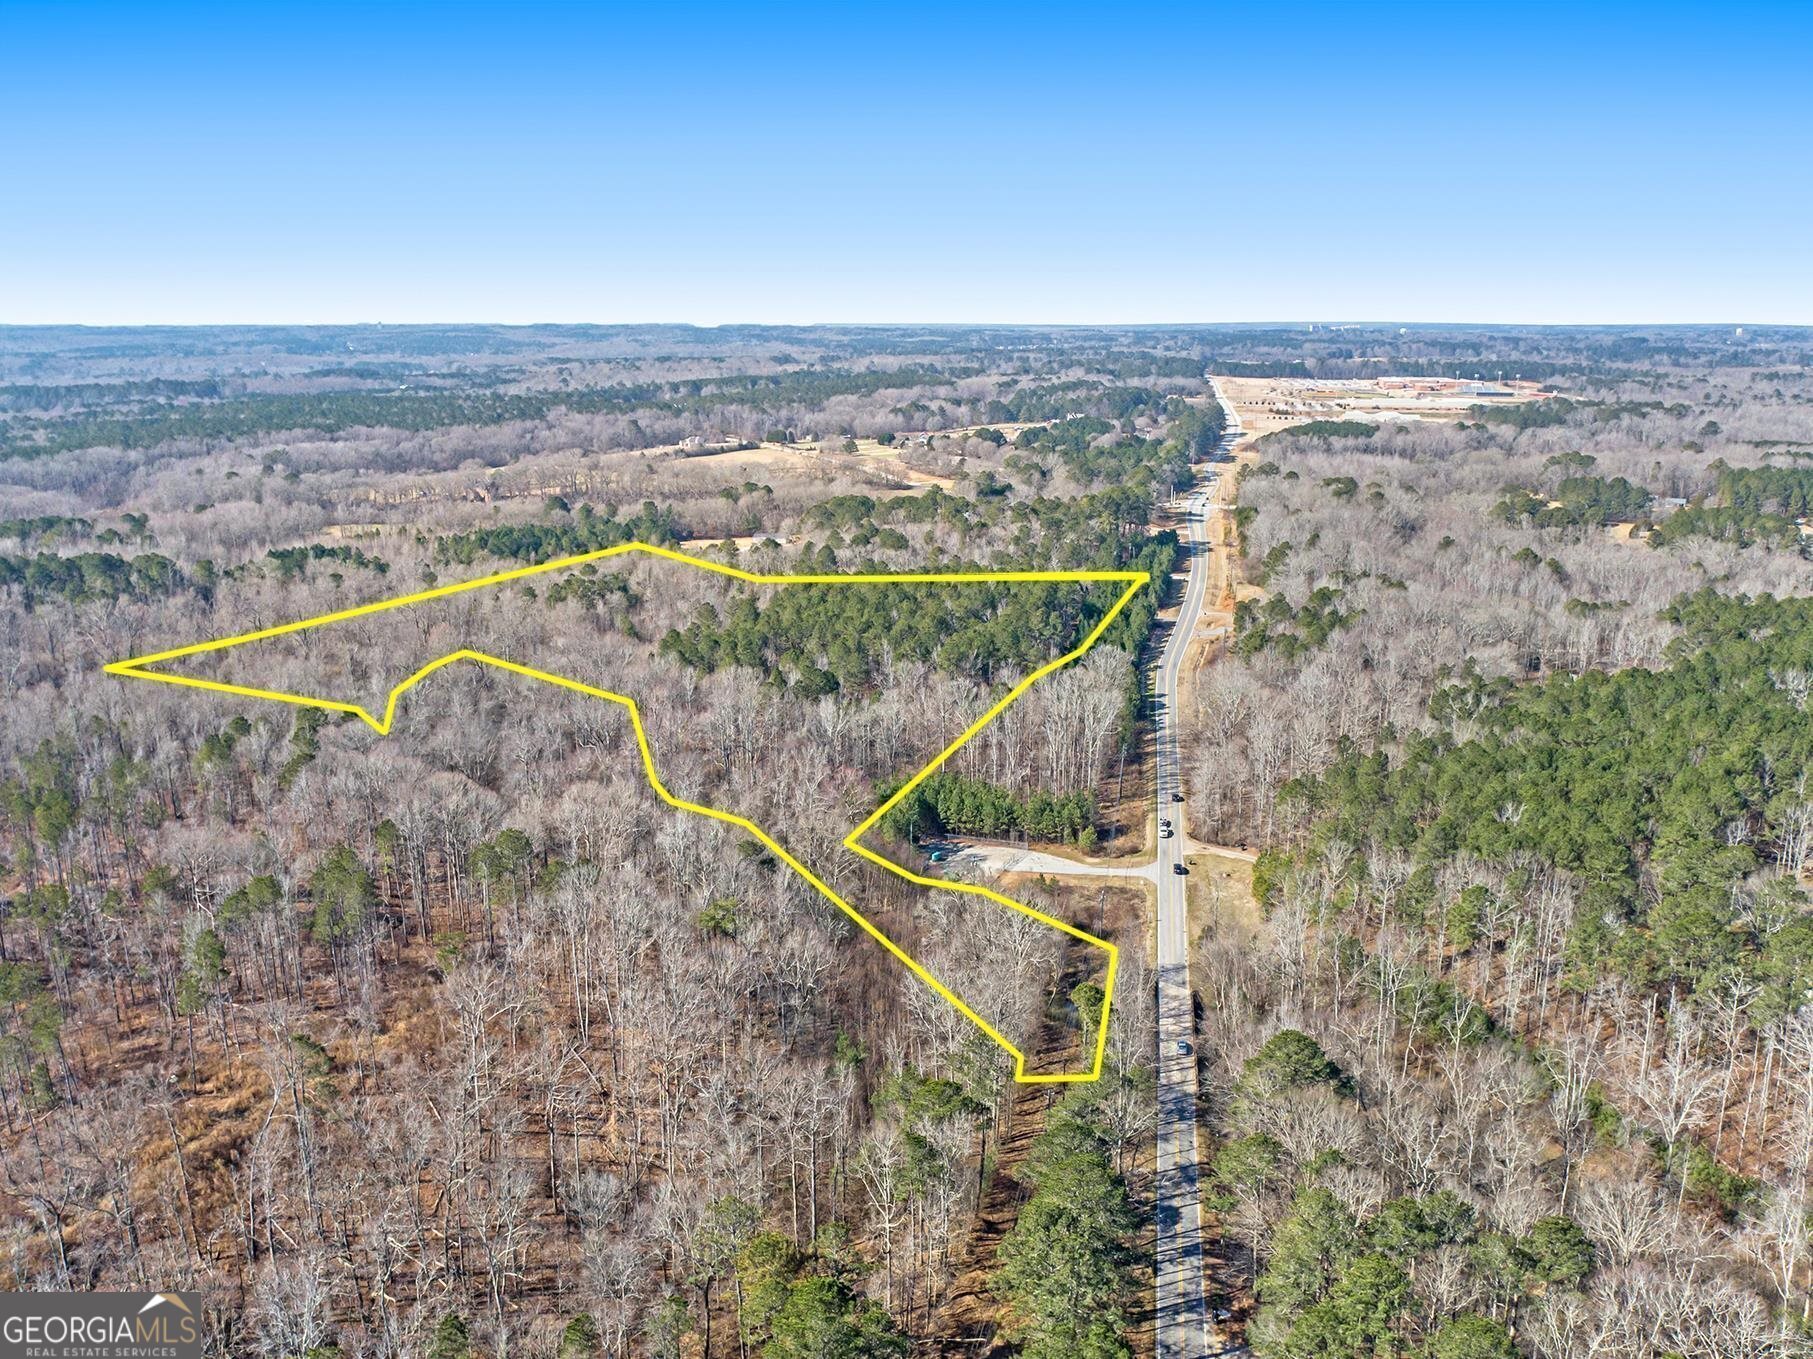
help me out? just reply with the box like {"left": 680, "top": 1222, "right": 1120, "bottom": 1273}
{"left": 1172, "top": 862, "right": 1188, "bottom": 875}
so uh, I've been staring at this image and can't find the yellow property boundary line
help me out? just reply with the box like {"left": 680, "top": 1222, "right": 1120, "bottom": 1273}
{"left": 106, "top": 542, "right": 1146, "bottom": 1083}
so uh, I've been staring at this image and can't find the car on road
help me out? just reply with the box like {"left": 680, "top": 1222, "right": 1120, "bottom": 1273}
{"left": 1172, "top": 862, "right": 1188, "bottom": 875}
{"left": 1175, "top": 1040, "right": 1193, "bottom": 1056}
{"left": 1159, "top": 818, "right": 1171, "bottom": 830}
{"left": 1172, "top": 791, "right": 1184, "bottom": 803}
{"left": 1160, "top": 826, "right": 1173, "bottom": 838}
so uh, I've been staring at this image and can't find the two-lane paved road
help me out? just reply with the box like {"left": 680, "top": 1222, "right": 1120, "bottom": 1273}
{"left": 934, "top": 386, "right": 1244, "bottom": 1356}
{"left": 1153, "top": 384, "right": 1241, "bottom": 1358}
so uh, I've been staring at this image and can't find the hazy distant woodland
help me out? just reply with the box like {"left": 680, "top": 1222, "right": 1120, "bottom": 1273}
{"left": 3, "top": 323, "right": 1813, "bottom": 1358}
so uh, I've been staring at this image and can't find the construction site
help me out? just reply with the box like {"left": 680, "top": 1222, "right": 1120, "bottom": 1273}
{"left": 1217, "top": 373, "right": 1554, "bottom": 436}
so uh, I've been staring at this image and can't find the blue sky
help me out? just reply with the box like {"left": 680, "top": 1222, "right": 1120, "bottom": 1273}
{"left": 2, "top": 1, "right": 1809, "bottom": 325}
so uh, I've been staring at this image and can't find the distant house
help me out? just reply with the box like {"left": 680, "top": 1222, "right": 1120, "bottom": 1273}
{"left": 677, "top": 434, "right": 752, "bottom": 457}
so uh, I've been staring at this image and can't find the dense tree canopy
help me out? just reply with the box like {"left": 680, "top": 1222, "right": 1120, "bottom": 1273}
{"left": 1280, "top": 590, "right": 1813, "bottom": 1004}
{"left": 993, "top": 1102, "right": 1138, "bottom": 1359}
{"left": 1650, "top": 461, "right": 1813, "bottom": 551}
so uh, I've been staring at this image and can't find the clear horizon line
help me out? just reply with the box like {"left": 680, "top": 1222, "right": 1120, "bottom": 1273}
{"left": 0, "top": 317, "right": 1802, "bottom": 331}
